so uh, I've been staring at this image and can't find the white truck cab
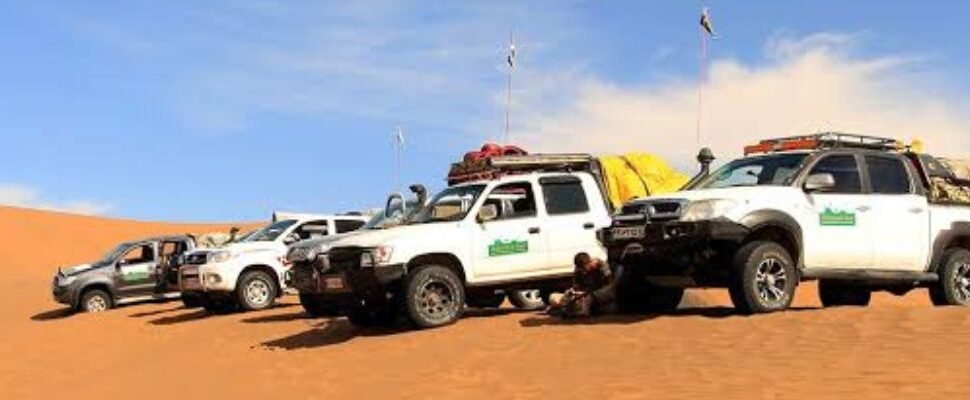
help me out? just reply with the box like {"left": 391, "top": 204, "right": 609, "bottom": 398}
{"left": 179, "top": 212, "right": 368, "bottom": 312}
{"left": 322, "top": 155, "right": 614, "bottom": 328}
{"left": 605, "top": 133, "right": 970, "bottom": 314}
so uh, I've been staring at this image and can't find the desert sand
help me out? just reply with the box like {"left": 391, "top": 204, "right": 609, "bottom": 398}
{"left": 2, "top": 205, "right": 968, "bottom": 399}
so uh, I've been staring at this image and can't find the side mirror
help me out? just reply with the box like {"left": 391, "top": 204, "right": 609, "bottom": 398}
{"left": 476, "top": 204, "right": 499, "bottom": 223}
{"left": 283, "top": 233, "right": 300, "bottom": 244}
{"left": 804, "top": 173, "right": 837, "bottom": 192}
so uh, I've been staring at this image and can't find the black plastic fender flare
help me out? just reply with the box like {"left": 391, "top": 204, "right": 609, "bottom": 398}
{"left": 739, "top": 210, "right": 804, "bottom": 268}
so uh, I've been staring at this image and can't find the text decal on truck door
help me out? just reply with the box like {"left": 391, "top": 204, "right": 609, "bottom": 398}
{"left": 488, "top": 239, "right": 529, "bottom": 257}
{"left": 819, "top": 207, "right": 856, "bottom": 226}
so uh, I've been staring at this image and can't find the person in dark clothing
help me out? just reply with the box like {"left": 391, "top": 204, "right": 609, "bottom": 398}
{"left": 549, "top": 252, "right": 619, "bottom": 317}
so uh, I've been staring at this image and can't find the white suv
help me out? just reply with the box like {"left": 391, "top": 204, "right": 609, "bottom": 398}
{"left": 605, "top": 133, "right": 970, "bottom": 314}
{"left": 179, "top": 212, "right": 368, "bottom": 312}
{"left": 321, "top": 170, "right": 612, "bottom": 328}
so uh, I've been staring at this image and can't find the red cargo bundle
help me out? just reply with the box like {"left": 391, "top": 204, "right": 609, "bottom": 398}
{"left": 449, "top": 143, "right": 530, "bottom": 185}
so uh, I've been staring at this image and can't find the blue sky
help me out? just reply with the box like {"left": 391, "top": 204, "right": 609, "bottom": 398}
{"left": 2, "top": 1, "right": 969, "bottom": 221}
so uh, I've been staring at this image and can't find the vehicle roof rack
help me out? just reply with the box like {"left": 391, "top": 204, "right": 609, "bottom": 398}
{"left": 447, "top": 153, "right": 594, "bottom": 186}
{"left": 744, "top": 132, "right": 903, "bottom": 155}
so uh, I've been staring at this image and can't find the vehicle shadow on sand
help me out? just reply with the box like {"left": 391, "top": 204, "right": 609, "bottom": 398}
{"left": 30, "top": 307, "right": 75, "bottom": 321}
{"left": 148, "top": 303, "right": 297, "bottom": 326}
{"left": 258, "top": 318, "right": 410, "bottom": 350}
{"left": 518, "top": 306, "right": 820, "bottom": 327}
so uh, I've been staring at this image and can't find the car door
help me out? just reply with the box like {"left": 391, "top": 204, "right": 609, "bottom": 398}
{"left": 864, "top": 154, "right": 930, "bottom": 270}
{"left": 801, "top": 153, "right": 875, "bottom": 269}
{"left": 539, "top": 175, "right": 607, "bottom": 273}
{"left": 471, "top": 180, "right": 550, "bottom": 279}
{"left": 114, "top": 242, "right": 159, "bottom": 296}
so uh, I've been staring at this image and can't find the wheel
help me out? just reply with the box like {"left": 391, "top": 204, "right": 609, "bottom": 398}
{"left": 507, "top": 289, "right": 546, "bottom": 310}
{"left": 201, "top": 295, "right": 238, "bottom": 314}
{"left": 79, "top": 289, "right": 112, "bottom": 313}
{"left": 236, "top": 271, "right": 278, "bottom": 311}
{"left": 403, "top": 265, "right": 465, "bottom": 329}
{"left": 299, "top": 293, "right": 341, "bottom": 317}
{"left": 181, "top": 293, "right": 203, "bottom": 308}
{"left": 728, "top": 241, "right": 796, "bottom": 314}
{"left": 616, "top": 268, "right": 684, "bottom": 313}
{"left": 930, "top": 248, "right": 970, "bottom": 306}
{"left": 818, "top": 280, "right": 871, "bottom": 307}
{"left": 466, "top": 290, "right": 506, "bottom": 308}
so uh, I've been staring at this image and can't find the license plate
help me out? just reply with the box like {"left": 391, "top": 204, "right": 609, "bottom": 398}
{"left": 611, "top": 226, "right": 645, "bottom": 240}
{"left": 324, "top": 277, "right": 345, "bottom": 290}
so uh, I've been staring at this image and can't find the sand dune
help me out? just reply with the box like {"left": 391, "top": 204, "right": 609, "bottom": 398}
{"left": 1, "top": 206, "right": 966, "bottom": 399}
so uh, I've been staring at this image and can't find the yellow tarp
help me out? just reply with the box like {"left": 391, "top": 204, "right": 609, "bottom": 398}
{"left": 599, "top": 153, "right": 690, "bottom": 209}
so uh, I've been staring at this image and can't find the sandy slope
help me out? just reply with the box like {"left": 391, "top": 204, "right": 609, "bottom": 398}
{"left": 1, "top": 206, "right": 967, "bottom": 399}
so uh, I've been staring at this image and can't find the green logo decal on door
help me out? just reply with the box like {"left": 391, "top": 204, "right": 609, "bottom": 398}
{"left": 488, "top": 239, "right": 529, "bottom": 257}
{"left": 122, "top": 271, "right": 150, "bottom": 282}
{"left": 820, "top": 208, "right": 856, "bottom": 226}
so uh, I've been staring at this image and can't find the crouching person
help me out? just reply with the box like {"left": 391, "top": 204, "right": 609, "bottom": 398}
{"left": 548, "top": 253, "right": 619, "bottom": 318}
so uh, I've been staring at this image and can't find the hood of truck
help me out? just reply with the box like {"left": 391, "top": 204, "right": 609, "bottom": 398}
{"left": 329, "top": 222, "right": 460, "bottom": 249}
{"left": 631, "top": 186, "right": 804, "bottom": 204}
{"left": 289, "top": 232, "right": 356, "bottom": 252}
{"left": 189, "top": 241, "right": 285, "bottom": 256}
{"left": 59, "top": 263, "right": 97, "bottom": 276}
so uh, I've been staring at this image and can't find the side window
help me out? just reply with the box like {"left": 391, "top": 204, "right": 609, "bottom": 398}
{"left": 122, "top": 244, "right": 155, "bottom": 264}
{"left": 808, "top": 155, "right": 862, "bottom": 194}
{"left": 866, "top": 156, "right": 911, "bottom": 194}
{"left": 541, "top": 178, "right": 590, "bottom": 215}
{"left": 335, "top": 219, "right": 366, "bottom": 233}
{"left": 160, "top": 242, "right": 179, "bottom": 257}
{"left": 293, "top": 220, "right": 330, "bottom": 240}
{"left": 484, "top": 182, "right": 537, "bottom": 220}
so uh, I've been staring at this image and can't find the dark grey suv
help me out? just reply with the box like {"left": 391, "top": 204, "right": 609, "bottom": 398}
{"left": 51, "top": 235, "right": 197, "bottom": 312}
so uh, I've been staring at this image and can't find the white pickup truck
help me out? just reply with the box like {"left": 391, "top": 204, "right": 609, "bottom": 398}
{"left": 605, "top": 133, "right": 970, "bottom": 314}
{"left": 178, "top": 212, "right": 368, "bottom": 313}
{"left": 320, "top": 154, "right": 615, "bottom": 328}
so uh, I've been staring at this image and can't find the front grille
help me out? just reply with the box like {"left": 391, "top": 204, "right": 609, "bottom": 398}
{"left": 185, "top": 253, "right": 208, "bottom": 265}
{"left": 327, "top": 247, "right": 363, "bottom": 272}
{"left": 617, "top": 199, "right": 687, "bottom": 223}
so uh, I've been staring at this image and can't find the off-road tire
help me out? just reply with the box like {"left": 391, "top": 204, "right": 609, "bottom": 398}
{"left": 403, "top": 265, "right": 465, "bottom": 329}
{"left": 728, "top": 241, "right": 796, "bottom": 314}
{"left": 181, "top": 293, "right": 203, "bottom": 309}
{"left": 507, "top": 290, "right": 546, "bottom": 310}
{"left": 930, "top": 248, "right": 970, "bottom": 306}
{"left": 236, "top": 270, "right": 278, "bottom": 311}
{"left": 818, "top": 280, "right": 871, "bottom": 307}
{"left": 79, "top": 289, "right": 113, "bottom": 313}
{"left": 616, "top": 268, "right": 683, "bottom": 314}
{"left": 466, "top": 290, "right": 506, "bottom": 308}
{"left": 299, "top": 293, "right": 341, "bottom": 317}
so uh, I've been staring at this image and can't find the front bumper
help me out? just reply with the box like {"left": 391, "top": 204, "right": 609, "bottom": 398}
{"left": 290, "top": 260, "right": 406, "bottom": 296}
{"left": 51, "top": 277, "right": 80, "bottom": 306}
{"left": 604, "top": 219, "right": 750, "bottom": 285}
{"left": 178, "top": 264, "right": 235, "bottom": 293}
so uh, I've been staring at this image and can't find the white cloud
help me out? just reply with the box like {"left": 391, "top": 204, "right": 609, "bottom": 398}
{"left": 516, "top": 33, "right": 970, "bottom": 171}
{"left": 0, "top": 185, "right": 112, "bottom": 216}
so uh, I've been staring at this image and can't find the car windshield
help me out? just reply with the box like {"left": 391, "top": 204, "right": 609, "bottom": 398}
{"left": 95, "top": 243, "right": 131, "bottom": 265}
{"left": 363, "top": 200, "right": 421, "bottom": 229}
{"left": 696, "top": 153, "right": 809, "bottom": 189}
{"left": 412, "top": 185, "right": 487, "bottom": 224}
{"left": 242, "top": 220, "right": 298, "bottom": 242}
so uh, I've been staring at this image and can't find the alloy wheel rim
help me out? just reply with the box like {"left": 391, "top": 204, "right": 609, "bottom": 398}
{"left": 520, "top": 290, "right": 541, "bottom": 303}
{"left": 955, "top": 262, "right": 970, "bottom": 302}
{"left": 418, "top": 281, "right": 456, "bottom": 321}
{"left": 755, "top": 257, "right": 788, "bottom": 305}
{"left": 246, "top": 280, "right": 271, "bottom": 306}
{"left": 86, "top": 296, "right": 107, "bottom": 312}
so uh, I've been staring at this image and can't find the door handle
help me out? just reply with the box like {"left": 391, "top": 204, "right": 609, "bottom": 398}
{"left": 583, "top": 222, "right": 595, "bottom": 229}
{"left": 909, "top": 207, "right": 925, "bottom": 214}
{"left": 528, "top": 227, "right": 541, "bottom": 234}
{"left": 855, "top": 206, "right": 871, "bottom": 212}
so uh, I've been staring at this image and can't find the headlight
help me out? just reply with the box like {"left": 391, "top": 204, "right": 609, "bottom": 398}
{"left": 360, "top": 246, "right": 394, "bottom": 268}
{"left": 58, "top": 275, "right": 77, "bottom": 286}
{"left": 204, "top": 273, "right": 222, "bottom": 284}
{"left": 680, "top": 199, "right": 739, "bottom": 222}
{"left": 209, "top": 251, "right": 232, "bottom": 263}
